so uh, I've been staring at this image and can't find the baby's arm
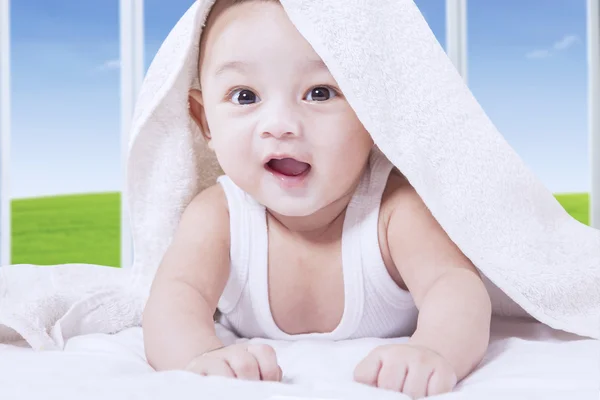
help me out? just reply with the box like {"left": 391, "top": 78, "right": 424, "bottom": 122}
{"left": 388, "top": 186, "right": 492, "bottom": 381}
{"left": 142, "top": 184, "right": 231, "bottom": 371}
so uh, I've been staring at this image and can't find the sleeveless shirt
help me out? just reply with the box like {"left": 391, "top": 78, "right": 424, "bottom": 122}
{"left": 215, "top": 148, "right": 418, "bottom": 340}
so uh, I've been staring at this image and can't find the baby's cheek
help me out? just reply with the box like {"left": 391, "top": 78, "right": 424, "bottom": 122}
{"left": 212, "top": 135, "right": 252, "bottom": 174}
{"left": 335, "top": 134, "right": 372, "bottom": 166}
{"left": 329, "top": 137, "right": 372, "bottom": 186}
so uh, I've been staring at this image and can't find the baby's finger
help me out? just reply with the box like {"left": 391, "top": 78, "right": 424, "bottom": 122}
{"left": 353, "top": 354, "right": 382, "bottom": 386}
{"left": 427, "top": 369, "right": 457, "bottom": 397}
{"left": 246, "top": 344, "right": 281, "bottom": 381}
{"left": 226, "top": 350, "right": 261, "bottom": 381}
{"left": 188, "top": 358, "right": 235, "bottom": 378}
{"left": 401, "top": 364, "right": 432, "bottom": 399}
{"left": 377, "top": 361, "right": 408, "bottom": 392}
{"left": 207, "top": 359, "right": 237, "bottom": 378}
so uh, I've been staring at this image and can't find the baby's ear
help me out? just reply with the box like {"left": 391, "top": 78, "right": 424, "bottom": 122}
{"left": 188, "top": 89, "right": 212, "bottom": 145}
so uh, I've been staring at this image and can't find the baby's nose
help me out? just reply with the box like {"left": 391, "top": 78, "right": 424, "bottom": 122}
{"left": 259, "top": 118, "right": 301, "bottom": 139}
{"left": 261, "top": 129, "right": 296, "bottom": 139}
{"left": 257, "top": 106, "right": 302, "bottom": 139}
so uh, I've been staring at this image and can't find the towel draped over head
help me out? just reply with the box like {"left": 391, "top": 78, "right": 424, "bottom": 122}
{"left": 1, "top": 0, "right": 599, "bottom": 350}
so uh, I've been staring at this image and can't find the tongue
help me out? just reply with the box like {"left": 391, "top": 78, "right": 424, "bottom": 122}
{"left": 268, "top": 158, "right": 310, "bottom": 176}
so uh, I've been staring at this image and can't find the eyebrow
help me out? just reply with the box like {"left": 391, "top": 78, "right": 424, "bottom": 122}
{"left": 213, "top": 59, "right": 329, "bottom": 77}
{"left": 214, "top": 61, "right": 249, "bottom": 77}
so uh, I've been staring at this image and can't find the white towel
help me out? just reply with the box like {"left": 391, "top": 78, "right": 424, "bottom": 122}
{"left": 1, "top": 0, "right": 599, "bottom": 351}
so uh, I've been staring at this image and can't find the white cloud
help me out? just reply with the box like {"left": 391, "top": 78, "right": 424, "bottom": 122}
{"left": 526, "top": 49, "right": 551, "bottom": 59}
{"left": 526, "top": 34, "right": 580, "bottom": 60}
{"left": 94, "top": 59, "right": 121, "bottom": 72}
{"left": 553, "top": 34, "right": 580, "bottom": 50}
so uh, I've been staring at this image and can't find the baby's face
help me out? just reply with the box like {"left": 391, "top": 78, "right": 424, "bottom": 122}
{"left": 192, "top": 0, "right": 373, "bottom": 217}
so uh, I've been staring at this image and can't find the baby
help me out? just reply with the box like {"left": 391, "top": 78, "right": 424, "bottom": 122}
{"left": 142, "top": 0, "right": 492, "bottom": 398}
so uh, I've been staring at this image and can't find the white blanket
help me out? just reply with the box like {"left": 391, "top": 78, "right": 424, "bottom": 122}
{"left": 0, "top": 318, "right": 597, "bottom": 400}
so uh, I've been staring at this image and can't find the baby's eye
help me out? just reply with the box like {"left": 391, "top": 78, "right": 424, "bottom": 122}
{"left": 231, "top": 88, "right": 260, "bottom": 105}
{"left": 306, "top": 86, "right": 336, "bottom": 102}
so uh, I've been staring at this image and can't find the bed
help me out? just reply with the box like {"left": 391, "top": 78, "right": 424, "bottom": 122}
{"left": 0, "top": 316, "right": 597, "bottom": 400}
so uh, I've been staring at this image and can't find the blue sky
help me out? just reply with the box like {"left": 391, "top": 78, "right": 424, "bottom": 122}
{"left": 7, "top": 0, "right": 591, "bottom": 198}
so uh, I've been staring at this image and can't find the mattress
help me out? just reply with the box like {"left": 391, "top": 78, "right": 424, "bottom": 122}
{"left": 0, "top": 316, "right": 597, "bottom": 400}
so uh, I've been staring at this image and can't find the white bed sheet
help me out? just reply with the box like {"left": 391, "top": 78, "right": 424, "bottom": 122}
{"left": 0, "top": 317, "right": 598, "bottom": 400}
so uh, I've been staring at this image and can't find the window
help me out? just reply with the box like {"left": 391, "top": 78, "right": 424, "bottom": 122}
{"left": 144, "top": 0, "right": 194, "bottom": 72}
{"left": 467, "top": 1, "right": 590, "bottom": 225}
{"left": 414, "top": 0, "right": 447, "bottom": 49}
{"left": 10, "top": 0, "right": 121, "bottom": 265}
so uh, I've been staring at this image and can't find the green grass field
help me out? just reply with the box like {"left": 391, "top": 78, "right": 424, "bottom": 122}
{"left": 554, "top": 193, "right": 589, "bottom": 226}
{"left": 10, "top": 191, "right": 590, "bottom": 267}
{"left": 11, "top": 192, "right": 121, "bottom": 267}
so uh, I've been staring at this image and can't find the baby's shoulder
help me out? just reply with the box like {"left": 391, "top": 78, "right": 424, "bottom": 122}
{"left": 379, "top": 169, "right": 422, "bottom": 220}
{"left": 182, "top": 183, "right": 230, "bottom": 224}
{"left": 378, "top": 168, "right": 443, "bottom": 249}
{"left": 163, "top": 183, "right": 231, "bottom": 267}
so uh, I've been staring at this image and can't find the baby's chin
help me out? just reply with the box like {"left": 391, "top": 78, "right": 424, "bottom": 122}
{"left": 262, "top": 197, "right": 324, "bottom": 218}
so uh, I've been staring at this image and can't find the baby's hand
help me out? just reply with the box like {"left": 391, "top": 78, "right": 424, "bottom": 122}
{"left": 354, "top": 344, "right": 457, "bottom": 399}
{"left": 186, "top": 343, "right": 282, "bottom": 382}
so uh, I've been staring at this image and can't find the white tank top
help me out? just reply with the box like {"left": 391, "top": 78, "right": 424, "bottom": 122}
{"left": 216, "top": 147, "right": 418, "bottom": 340}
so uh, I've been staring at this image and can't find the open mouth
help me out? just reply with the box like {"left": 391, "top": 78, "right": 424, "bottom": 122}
{"left": 265, "top": 157, "right": 311, "bottom": 178}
